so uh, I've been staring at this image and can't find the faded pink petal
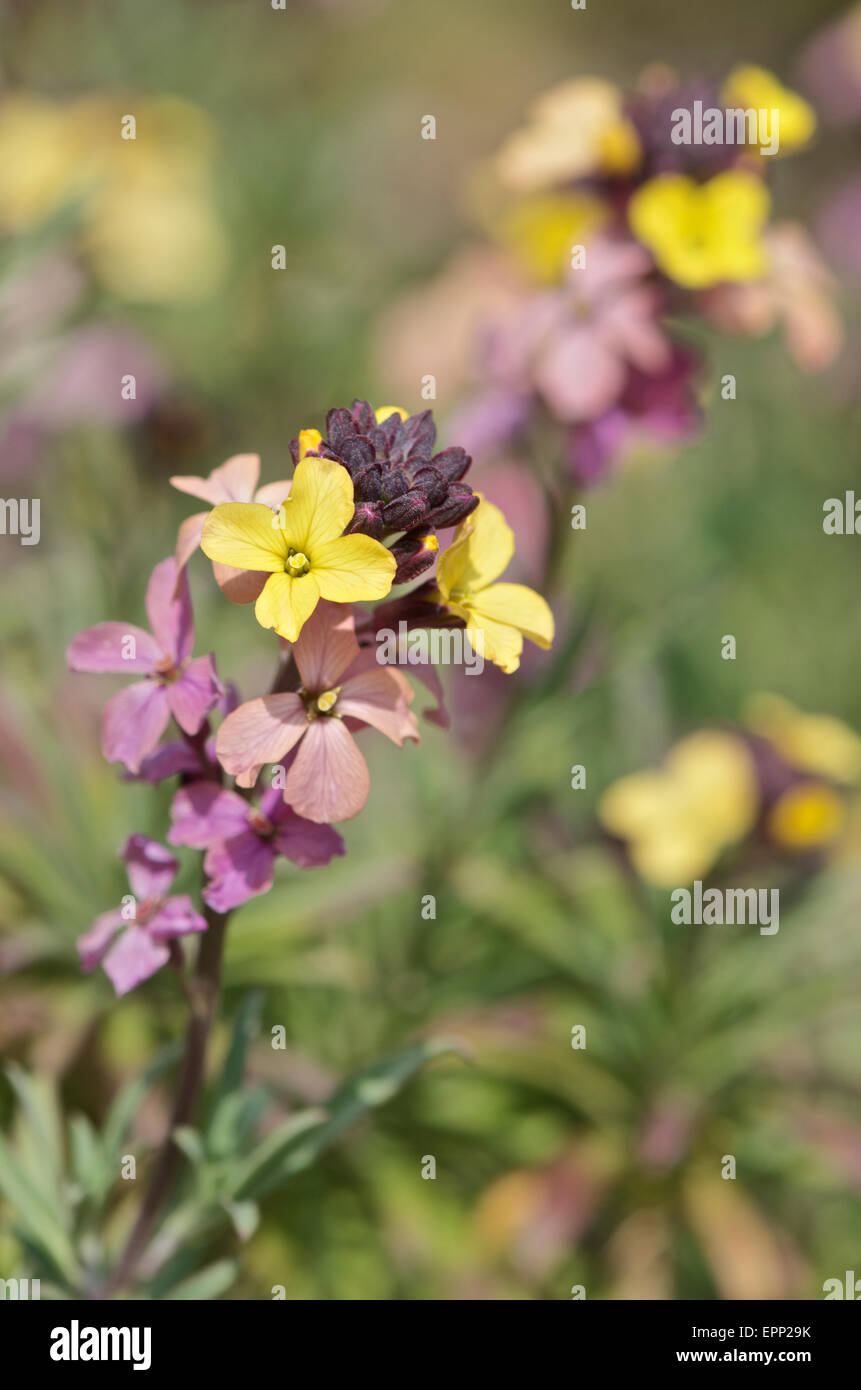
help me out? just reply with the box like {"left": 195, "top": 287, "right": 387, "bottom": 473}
{"left": 216, "top": 693, "right": 307, "bottom": 785}
{"left": 121, "top": 834, "right": 178, "bottom": 902}
{"left": 170, "top": 453, "right": 261, "bottom": 506}
{"left": 213, "top": 562, "right": 269, "bottom": 605}
{"left": 145, "top": 557, "right": 194, "bottom": 664}
{"left": 338, "top": 666, "right": 419, "bottom": 746}
{"left": 202, "top": 833, "right": 275, "bottom": 912}
{"left": 167, "top": 654, "right": 220, "bottom": 735}
{"left": 285, "top": 716, "right": 370, "bottom": 822}
{"left": 147, "top": 894, "right": 208, "bottom": 939}
{"left": 102, "top": 680, "right": 170, "bottom": 773}
{"left": 77, "top": 909, "right": 125, "bottom": 972}
{"left": 294, "top": 600, "right": 359, "bottom": 691}
{"left": 174, "top": 512, "right": 207, "bottom": 573}
{"left": 600, "top": 287, "right": 671, "bottom": 374}
{"left": 169, "top": 782, "right": 250, "bottom": 848}
{"left": 67, "top": 622, "right": 162, "bottom": 674}
{"left": 272, "top": 808, "right": 346, "bottom": 868}
{"left": 535, "top": 326, "right": 625, "bottom": 422}
{"left": 102, "top": 927, "right": 170, "bottom": 996}
{"left": 254, "top": 479, "right": 292, "bottom": 510}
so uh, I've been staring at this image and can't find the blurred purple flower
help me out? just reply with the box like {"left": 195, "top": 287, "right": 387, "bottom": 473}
{"left": 78, "top": 835, "right": 207, "bottom": 996}
{"left": 568, "top": 342, "right": 701, "bottom": 484}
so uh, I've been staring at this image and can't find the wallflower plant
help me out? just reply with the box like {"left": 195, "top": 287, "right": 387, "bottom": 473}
{"left": 64, "top": 400, "right": 554, "bottom": 1296}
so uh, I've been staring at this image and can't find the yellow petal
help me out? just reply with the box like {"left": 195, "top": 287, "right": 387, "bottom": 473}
{"left": 767, "top": 782, "right": 845, "bottom": 850}
{"left": 465, "top": 612, "right": 524, "bottom": 674}
{"left": 598, "top": 771, "right": 673, "bottom": 838}
{"left": 201, "top": 502, "right": 288, "bottom": 572}
{"left": 436, "top": 495, "right": 514, "bottom": 598}
{"left": 466, "top": 582, "right": 554, "bottom": 650}
{"left": 281, "top": 455, "right": 354, "bottom": 554}
{"left": 374, "top": 405, "right": 408, "bottom": 423}
{"left": 668, "top": 730, "right": 758, "bottom": 842}
{"left": 254, "top": 571, "right": 320, "bottom": 642}
{"left": 312, "top": 533, "right": 396, "bottom": 603}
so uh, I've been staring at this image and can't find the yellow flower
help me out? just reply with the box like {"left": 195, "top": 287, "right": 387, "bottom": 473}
{"left": 496, "top": 192, "right": 607, "bottom": 284}
{"left": 628, "top": 171, "right": 770, "bottom": 288}
{"left": 744, "top": 694, "right": 861, "bottom": 784}
{"left": 495, "top": 78, "right": 641, "bottom": 193}
{"left": 200, "top": 455, "right": 396, "bottom": 642}
{"left": 0, "top": 96, "right": 83, "bottom": 232}
{"left": 433, "top": 496, "right": 554, "bottom": 673}
{"left": 721, "top": 66, "right": 816, "bottom": 154}
{"left": 767, "top": 783, "right": 846, "bottom": 851}
{"left": 598, "top": 731, "right": 759, "bottom": 885}
{"left": 374, "top": 405, "right": 408, "bottom": 423}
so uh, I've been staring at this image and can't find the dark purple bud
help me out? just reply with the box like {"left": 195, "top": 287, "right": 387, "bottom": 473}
{"left": 352, "top": 462, "right": 383, "bottom": 501}
{"left": 347, "top": 501, "right": 384, "bottom": 538}
{"left": 393, "top": 546, "right": 438, "bottom": 584}
{"left": 425, "top": 486, "right": 478, "bottom": 529}
{"left": 382, "top": 467, "right": 409, "bottom": 501}
{"left": 382, "top": 489, "right": 430, "bottom": 530}
{"left": 351, "top": 400, "right": 375, "bottom": 433}
{"left": 339, "top": 435, "right": 375, "bottom": 472}
{"left": 326, "top": 408, "right": 355, "bottom": 450}
{"left": 289, "top": 436, "right": 301, "bottom": 466}
{"left": 430, "top": 446, "right": 470, "bottom": 483}
{"left": 411, "top": 465, "right": 448, "bottom": 508}
{"left": 402, "top": 409, "right": 436, "bottom": 460}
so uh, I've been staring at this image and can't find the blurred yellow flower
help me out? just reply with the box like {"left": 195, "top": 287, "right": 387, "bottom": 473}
{"left": 434, "top": 496, "right": 554, "bottom": 674}
{"left": 496, "top": 192, "right": 607, "bottom": 284}
{"left": 0, "top": 97, "right": 82, "bottom": 233}
{"left": 0, "top": 92, "right": 227, "bottom": 303}
{"left": 598, "top": 730, "right": 759, "bottom": 885}
{"left": 374, "top": 405, "right": 408, "bottom": 423}
{"left": 495, "top": 78, "right": 641, "bottom": 193}
{"left": 745, "top": 694, "right": 861, "bottom": 784}
{"left": 767, "top": 782, "right": 846, "bottom": 851}
{"left": 628, "top": 171, "right": 770, "bottom": 289}
{"left": 721, "top": 65, "right": 816, "bottom": 154}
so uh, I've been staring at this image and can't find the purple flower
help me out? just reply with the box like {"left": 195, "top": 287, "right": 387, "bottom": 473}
{"left": 78, "top": 835, "right": 207, "bottom": 996}
{"left": 168, "top": 780, "right": 345, "bottom": 912}
{"left": 67, "top": 557, "right": 221, "bottom": 774}
{"left": 568, "top": 343, "right": 702, "bottom": 484}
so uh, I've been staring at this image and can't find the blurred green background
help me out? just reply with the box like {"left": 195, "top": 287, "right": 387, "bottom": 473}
{"left": 1, "top": 0, "right": 861, "bottom": 1300}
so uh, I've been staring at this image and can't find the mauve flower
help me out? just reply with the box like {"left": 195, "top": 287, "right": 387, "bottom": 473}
{"left": 170, "top": 451, "right": 291, "bottom": 589}
{"left": 216, "top": 600, "right": 419, "bottom": 822}
{"left": 169, "top": 779, "right": 344, "bottom": 912}
{"left": 77, "top": 835, "right": 207, "bottom": 996}
{"left": 568, "top": 342, "right": 701, "bottom": 483}
{"left": 129, "top": 681, "right": 240, "bottom": 785}
{"left": 67, "top": 556, "right": 220, "bottom": 774}
{"left": 484, "top": 237, "right": 671, "bottom": 425}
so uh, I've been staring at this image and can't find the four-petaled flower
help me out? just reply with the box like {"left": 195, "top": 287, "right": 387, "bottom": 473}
{"left": 200, "top": 454, "right": 396, "bottom": 642}
{"left": 434, "top": 496, "right": 555, "bottom": 674}
{"left": 169, "top": 780, "right": 345, "bottom": 911}
{"left": 628, "top": 170, "right": 770, "bottom": 290}
{"left": 215, "top": 600, "right": 419, "bottom": 821}
{"left": 77, "top": 835, "right": 207, "bottom": 996}
{"left": 170, "top": 451, "right": 291, "bottom": 597}
{"left": 67, "top": 557, "right": 221, "bottom": 773}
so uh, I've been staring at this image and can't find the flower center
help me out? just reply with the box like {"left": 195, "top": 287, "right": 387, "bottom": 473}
{"left": 248, "top": 809, "right": 274, "bottom": 838}
{"left": 286, "top": 550, "right": 310, "bottom": 576}
{"left": 315, "top": 689, "right": 339, "bottom": 714}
